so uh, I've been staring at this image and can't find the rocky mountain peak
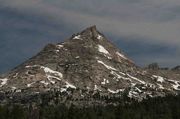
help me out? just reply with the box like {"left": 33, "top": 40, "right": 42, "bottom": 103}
{"left": 172, "top": 66, "right": 180, "bottom": 71}
{"left": 79, "top": 25, "right": 99, "bottom": 38}
{"left": 0, "top": 26, "right": 180, "bottom": 105}
{"left": 69, "top": 25, "right": 105, "bottom": 44}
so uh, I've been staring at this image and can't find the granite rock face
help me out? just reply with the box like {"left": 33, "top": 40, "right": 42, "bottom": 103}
{"left": 0, "top": 26, "right": 180, "bottom": 105}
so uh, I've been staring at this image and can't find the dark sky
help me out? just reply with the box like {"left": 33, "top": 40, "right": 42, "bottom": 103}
{"left": 0, "top": 0, "right": 180, "bottom": 74}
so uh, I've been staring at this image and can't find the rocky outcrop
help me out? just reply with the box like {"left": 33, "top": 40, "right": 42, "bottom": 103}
{"left": 172, "top": 66, "right": 180, "bottom": 71}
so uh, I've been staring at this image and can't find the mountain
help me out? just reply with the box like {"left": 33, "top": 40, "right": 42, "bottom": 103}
{"left": 0, "top": 26, "right": 180, "bottom": 105}
{"left": 172, "top": 66, "right": 180, "bottom": 71}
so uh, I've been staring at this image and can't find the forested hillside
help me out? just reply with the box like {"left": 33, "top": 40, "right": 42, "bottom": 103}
{"left": 0, "top": 95, "right": 180, "bottom": 119}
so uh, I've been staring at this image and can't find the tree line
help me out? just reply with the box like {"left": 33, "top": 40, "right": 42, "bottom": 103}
{"left": 0, "top": 94, "right": 180, "bottom": 119}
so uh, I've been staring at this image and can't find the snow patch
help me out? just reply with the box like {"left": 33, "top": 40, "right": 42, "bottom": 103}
{"left": 11, "top": 86, "right": 17, "bottom": 91}
{"left": 0, "top": 78, "right": 8, "bottom": 87}
{"left": 60, "top": 82, "right": 76, "bottom": 92}
{"left": 46, "top": 76, "right": 56, "bottom": 84}
{"left": 94, "top": 85, "right": 102, "bottom": 91}
{"left": 110, "top": 71, "right": 131, "bottom": 82}
{"left": 11, "top": 86, "right": 16, "bottom": 90}
{"left": 128, "top": 90, "right": 139, "bottom": 98}
{"left": 167, "top": 79, "right": 180, "bottom": 90}
{"left": 97, "top": 60, "right": 117, "bottom": 71}
{"left": 157, "top": 84, "right": 164, "bottom": 89}
{"left": 40, "top": 81, "right": 49, "bottom": 86}
{"left": 101, "top": 78, "right": 109, "bottom": 85}
{"left": 98, "top": 45, "right": 109, "bottom": 55}
{"left": 135, "top": 87, "right": 142, "bottom": 93}
{"left": 116, "top": 52, "right": 127, "bottom": 60}
{"left": 16, "top": 89, "right": 21, "bottom": 93}
{"left": 57, "top": 44, "right": 63, "bottom": 49}
{"left": 13, "top": 73, "right": 18, "bottom": 78}
{"left": 55, "top": 50, "right": 60, "bottom": 53}
{"left": 106, "top": 56, "right": 112, "bottom": 60}
{"left": 152, "top": 75, "right": 165, "bottom": 83}
{"left": 25, "top": 65, "right": 39, "bottom": 68}
{"left": 108, "top": 89, "right": 122, "bottom": 94}
{"left": 127, "top": 74, "right": 145, "bottom": 84}
{"left": 25, "top": 65, "right": 63, "bottom": 85}
{"left": 65, "top": 81, "right": 76, "bottom": 89}
{"left": 97, "top": 35, "right": 103, "bottom": 40}
{"left": 42, "top": 66, "right": 63, "bottom": 78}
{"left": 27, "top": 82, "right": 36, "bottom": 87}
{"left": 41, "top": 66, "right": 63, "bottom": 84}
{"left": 86, "top": 86, "right": 90, "bottom": 90}
{"left": 75, "top": 56, "right": 80, "bottom": 59}
{"left": 172, "top": 82, "right": 180, "bottom": 90}
{"left": 73, "top": 35, "right": 82, "bottom": 40}
{"left": 60, "top": 88, "right": 67, "bottom": 92}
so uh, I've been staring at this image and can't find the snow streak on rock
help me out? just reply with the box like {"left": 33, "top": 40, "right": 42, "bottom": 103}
{"left": 57, "top": 44, "right": 64, "bottom": 49}
{"left": 127, "top": 74, "right": 145, "bottom": 84}
{"left": 97, "top": 35, "right": 103, "bottom": 40}
{"left": 0, "top": 78, "right": 8, "bottom": 87}
{"left": 116, "top": 52, "right": 127, "bottom": 60}
{"left": 152, "top": 75, "right": 165, "bottom": 83}
{"left": 107, "top": 89, "right": 123, "bottom": 94}
{"left": 98, "top": 45, "right": 109, "bottom": 55}
{"left": 42, "top": 66, "right": 63, "bottom": 79}
{"left": 167, "top": 79, "right": 180, "bottom": 90}
{"left": 65, "top": 81, "right": 76, "bottom": 89}
{"left": 97, "top": 60, "right": 117, "bottom": 71}
{"left": 73, "top": 35, "right": 82, "bottom": 40}
{"left": 101, "top": 78, "right": 109, "bottom": 85}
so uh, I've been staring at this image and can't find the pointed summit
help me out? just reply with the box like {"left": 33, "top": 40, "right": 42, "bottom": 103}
{"left": 69, "top": 26, "right": 133, "bottom": 65}
{"left": 81, "top": 25, "right": 97, "bottom": 34}
{"left": 76, "top": 25, "right": 101, "bottom": 39}
{"left": 84, "top": 25, "right": 97, "bottom": 31}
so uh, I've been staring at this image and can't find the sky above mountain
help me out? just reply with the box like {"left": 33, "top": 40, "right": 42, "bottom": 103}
{"left": 0, "top": 0, "right": 180, "bottom": 73}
